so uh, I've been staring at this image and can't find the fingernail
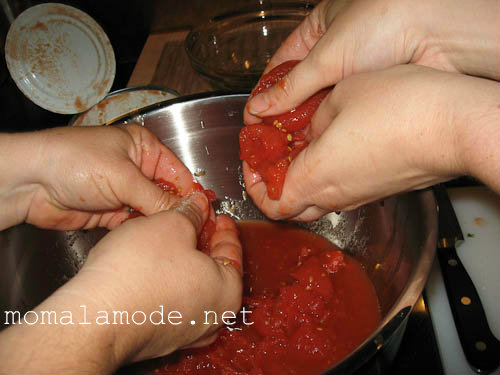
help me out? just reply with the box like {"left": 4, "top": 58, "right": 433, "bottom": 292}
{"left": 173, "top": 192, "right": 209, "bottom": 232}
{"left": 186, "top": 192, "right": 209, "bottom": 215}
{"left": 248, "top": 93, "right": 270, "bottom": 115}
{"left": 248, "top": 171, "right": 262, "bottom": 184}
{"left": 214, "top": 256, "right": 243, "bottom": 275}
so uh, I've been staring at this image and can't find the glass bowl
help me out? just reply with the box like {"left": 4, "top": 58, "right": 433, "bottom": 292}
{"left": 185, "top": 3, "right": 312, "bottom": 91}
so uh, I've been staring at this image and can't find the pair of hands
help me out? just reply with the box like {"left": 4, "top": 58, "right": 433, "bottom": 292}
{"left": 243, "top": 0, "right": 500, "bottom": 220}
{"left": 2, "top": 0, "right": 500, "bottom": 371}
{"left": 0, "top": 125, "right": 242, "bottom": 373}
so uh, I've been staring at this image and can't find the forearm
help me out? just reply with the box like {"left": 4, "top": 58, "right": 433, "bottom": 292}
{"left": 0, "top": 132, "right": 44, "bottom": 230}
{"left": 416, "top": 0, "right": 500, "bottom": 80}
{"left": 0, "top": 278, "right": 122, "bottom": 374}
{"left": 458, "top": 85, "right": 500, "bottom": 192}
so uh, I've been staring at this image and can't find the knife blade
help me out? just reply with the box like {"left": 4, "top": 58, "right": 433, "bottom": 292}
{"left": 434, "top": 184, "right": 500, "bottom": 374}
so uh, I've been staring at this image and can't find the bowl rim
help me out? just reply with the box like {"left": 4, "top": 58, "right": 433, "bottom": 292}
{"left": 208, "top": 1, "right": 315, "bottom": 23}
{"left": 67, "top": 85, "right": 180, "bottom": 126}
{"left": 184, "top": 3, "right": 313, "bottom": 82}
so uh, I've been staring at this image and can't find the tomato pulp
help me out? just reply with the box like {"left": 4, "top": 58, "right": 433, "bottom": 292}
{"left": 239, "top": 60, "right": 330, "bottom": 200}
{"left": 154, "top": 221, "right": 381, "bottom": 375}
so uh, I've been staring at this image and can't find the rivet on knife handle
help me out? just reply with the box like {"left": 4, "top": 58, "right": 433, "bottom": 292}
{"left": 434, "top": 185, "right": 500, "bottom": 374}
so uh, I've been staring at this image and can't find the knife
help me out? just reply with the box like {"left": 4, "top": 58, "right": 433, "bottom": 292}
{"left": 434, "top": 184, "right": 500, "bottom": 374}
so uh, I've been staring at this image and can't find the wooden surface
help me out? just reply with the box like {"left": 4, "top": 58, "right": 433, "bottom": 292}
{"left": 128, "top": 0, "right": 322, "bottom": 94}
{"left": 128, "top": 30, "right": 212, "bottom": 95}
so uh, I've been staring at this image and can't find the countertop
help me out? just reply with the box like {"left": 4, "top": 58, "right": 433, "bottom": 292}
{"left": 427, "top": 186, "right": 500, "bottom": 375}
{"left": 127, "top": 30, "right": 211, "bottom": 94}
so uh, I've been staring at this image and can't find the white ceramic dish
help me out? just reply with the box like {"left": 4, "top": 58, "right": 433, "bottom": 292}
{"left": 5, "top": 3, "right": 115, "bottom": 114}
{"left": 70, "top": 87, "right": 179, "bottom": 126}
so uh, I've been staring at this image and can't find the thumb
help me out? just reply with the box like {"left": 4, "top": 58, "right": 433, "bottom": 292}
{"left": 246, "top": 54, "right": 334, "bottom": 119}
{"left": 136, "top": 192, "right": 209, "bottom": 251}
{"left": 119, "top": 167, "right": 182, "bottom": 216}
{"left": 246, "top": 0, "right": 354, "bottom": 120}
{"left": 169, "top": 192, "right": 209, "bottom": 235}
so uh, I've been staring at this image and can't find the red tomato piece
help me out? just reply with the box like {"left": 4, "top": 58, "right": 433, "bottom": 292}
{"left": 289, "top": 323, "right": 333, "bottom": 364}
{"left": 239, "top": 124, "right": 289, "bottom": 171}
{"left": 203, "top": 189, "right": 217, "bottom": 203}
{"left": 274, "top": 284, "right": 329, "bottom": 333}
{"left": 240, "top": 60, "right": 332, "bottom": 200}
{"left": 250, "top": 60, "right": 300, "bottom": 97}
{"left": 239, "top": 124, "right": 291, "bottom": 199}
{"left": 216, "top": 330, "right": 255, "bottom": 372}
{"left": 320, "top": 250, "right": 346, "bottom": 274}
{"left": 300, "top": 246, "right": 313, "bottom": 259}
{"left": 291, "top": 256, "right": 335, "bottom": 301}
{"left": 250, "top": 297, "right": 275, "bottom": 337}
{"left": 193, "top": 182, "right": 217, "bottom": 203}
{"left": 254, "top": 333, "right": 290, "bottom": 373}
{"left": 264, "top": 157, "right": 290, "bottom": 200}
{"left": 263, "top": 88, "right": 330, "bottom": 132}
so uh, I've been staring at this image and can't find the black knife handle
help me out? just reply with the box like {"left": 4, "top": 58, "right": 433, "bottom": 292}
{"left": 437, "top": 247, "right": 500, "bottom": 374}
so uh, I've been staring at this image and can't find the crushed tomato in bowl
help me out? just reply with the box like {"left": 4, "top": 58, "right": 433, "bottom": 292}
{"left": 150, "top": 221, "right": 381, "bottom": 375}
{"left": 239, "top": 60, "right": 331, "bottom": 200}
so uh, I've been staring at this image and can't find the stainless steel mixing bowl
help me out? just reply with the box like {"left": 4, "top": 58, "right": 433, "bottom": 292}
{"left": 0, "top": 93, "right": 438, "bottom": 374}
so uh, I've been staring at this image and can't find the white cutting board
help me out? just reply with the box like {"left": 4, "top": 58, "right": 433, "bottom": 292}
{"left": 427, "top": 186, "right": 500, "bottom": 375}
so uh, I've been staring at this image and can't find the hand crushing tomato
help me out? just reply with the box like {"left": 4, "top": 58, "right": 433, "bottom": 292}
{"left": 239, "top": 60, "right": 331, "bottom": 200}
